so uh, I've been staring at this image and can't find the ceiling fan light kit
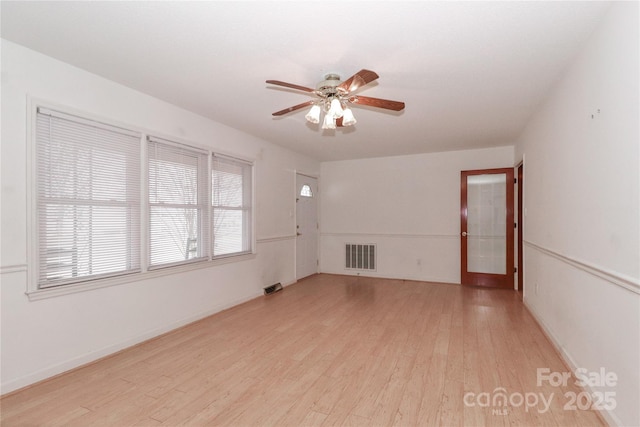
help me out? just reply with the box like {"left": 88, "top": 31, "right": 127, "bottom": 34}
{"left": 305, "top": 105, "right": 321, "bottom": 124}
{"left": 266, "top": 69, "right": 404, "bottom": 131}
{"left": 341, "top": 107, "right": 357, "bottom": 126}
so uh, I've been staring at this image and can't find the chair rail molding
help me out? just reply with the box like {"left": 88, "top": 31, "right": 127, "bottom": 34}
{"left": 524, "top": 240, "right": 639, "bottom": 295}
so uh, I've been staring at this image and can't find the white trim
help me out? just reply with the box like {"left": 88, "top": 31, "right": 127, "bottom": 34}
{"left": 295, "top": 171, "right": 319, "bottom": 180}
{"left": 26, "top": 95, "right": 38, "bottom": 296}
{"left": 524, "top": 301, "right": 619, "bottom": 427}
{"left": 256, "top": 235, "right": 296, "bottom": 244}
{"left": 212, "top": 151, "right": 255, "bottom": 166}
{"left": 140, "top": 132, "right": 150, "bottom": 272}
{"left": 28, "top": 97, "right": 230, "bottom": 158}
{"left": 321, "top": 232, "right": 459, "bottom": 240}
{"left": 320, "top": 270, "right": 459, "bottom": 286}
{"left": 1, "top": 289, "right": 262, "bottom": 395}
{"left": 37, "top": 107, "right": 141, "bottom": 138}
{"left": 5, "top": 276, "right": 299, "bottom": 395}
{"left": 0, "top": 264, "right": 28, "bottom": 274}
{"left": 524, "top": 240, "right": 640, "bottom": 295}
{"left": 251, "top": 160, "right": 257, "bottom": 254}
{"left": 26, "top": 254, "right": 256, "bottom": 301}
{"left": 147, "top": 135, "right": 209, "bottom": 155}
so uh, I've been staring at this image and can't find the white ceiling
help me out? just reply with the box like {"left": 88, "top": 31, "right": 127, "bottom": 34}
{"left": 1, "top": 1, "right": 610, "bottom": 161}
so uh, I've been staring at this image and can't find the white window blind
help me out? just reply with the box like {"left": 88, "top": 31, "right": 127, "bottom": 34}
{"left": 36, "top": 108, "right": 141, "bottom": 288}
{"left": 148, "top": 137, "right": 209, "bottom": 268}
{"left": 212, "top": 155, "right": 252, "bottom": 257}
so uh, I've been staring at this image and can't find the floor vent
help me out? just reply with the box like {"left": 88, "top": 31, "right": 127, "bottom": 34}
{"left": 345, "top": 244, "right": 376, "bottom": 271}
{"left": 263, "top": 282, "right": 283, "bottom": 295}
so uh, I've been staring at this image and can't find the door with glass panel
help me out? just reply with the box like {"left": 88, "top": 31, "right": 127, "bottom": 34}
{"left": 461, "top": 168, "right": 514, "bottom": 288}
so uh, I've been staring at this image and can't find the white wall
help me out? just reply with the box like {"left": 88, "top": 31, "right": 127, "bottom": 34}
{"left": 320, "top": 146, "right": 514, "bottom": 283}
{"left": 0, "top": 40, "right": 319, "bottom": 393}
{"left": 514, "top": 3, "right": 639, "bottom": 426}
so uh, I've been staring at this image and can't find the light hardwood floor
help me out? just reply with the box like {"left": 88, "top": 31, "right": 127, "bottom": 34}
{"left": 1, "top": 274, "right": 605, "bottom": 426}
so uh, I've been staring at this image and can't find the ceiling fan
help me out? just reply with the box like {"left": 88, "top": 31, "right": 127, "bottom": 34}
{"left": 266, "top": 69, "right": 405, "bottom": 130}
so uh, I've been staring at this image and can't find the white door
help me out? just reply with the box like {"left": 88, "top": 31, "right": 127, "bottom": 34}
{"left": 296, "top": 174, "right": 318, "bottom": 280}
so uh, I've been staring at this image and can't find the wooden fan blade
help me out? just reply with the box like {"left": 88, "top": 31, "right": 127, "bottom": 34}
{"left": 272, "top": 100, "right": 315, "bottom": 116}
{"left": 266, "top": 80, "right": 315, "bottom": 93}
{"left": 338, "top": 69, "right": 379, "bottom": 93}
{"left": 351, "top": 95, "right": 405, "bottom": 111}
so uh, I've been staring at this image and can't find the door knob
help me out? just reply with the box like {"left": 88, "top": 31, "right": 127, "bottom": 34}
{"left": 461, "top": 232, "right": 467, "bottom": 237}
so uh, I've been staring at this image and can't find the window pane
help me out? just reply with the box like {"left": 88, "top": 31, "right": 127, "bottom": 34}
{"left": 212, "top": 155, "right": 252, "bottom": 257}
{"left": 148, "top": 139, "right": 209, "bottom": 268}
{"left": 212, "top": 168, "right": 243, "bottom": 207}
{"left": 149, "top": 145, "right": 200, "bottom": 205}
{"left": 150, "top": 207, "right": 202, "bottom": 265}
{"left": 39, "top": 205, "right": 134, "bottom": 283}
{"left": 300, "top": 184, "right": 313, "bottom": 197}
{"left": 213, "top": 209, "right": 250, "bottom": 256}
{"left": 36, "top": 109, "right": 141, "bottom": 288}
{"left": 466, "top": 173, "right": 507, "bottom": 274}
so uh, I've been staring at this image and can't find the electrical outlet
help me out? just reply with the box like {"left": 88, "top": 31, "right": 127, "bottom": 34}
{"left": 535, "top": 282, "right": 539, "bottom": 295}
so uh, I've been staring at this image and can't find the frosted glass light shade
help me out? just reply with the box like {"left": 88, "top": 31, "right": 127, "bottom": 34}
{"left": 305, "top": 105, "right": 321, "bottom": 124}
{"left": 328, "top": 98, "right": 344, "bottom": 118}
{"left": 322, "top": 114, "right": 336, "bottom": 129}
{"left": 342, "top": 108, "right": 357, "bottom": 126}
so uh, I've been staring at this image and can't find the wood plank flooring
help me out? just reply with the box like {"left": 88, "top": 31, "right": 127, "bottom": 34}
{"left": 1, "top": 274, "right": 605, "bottom": 426}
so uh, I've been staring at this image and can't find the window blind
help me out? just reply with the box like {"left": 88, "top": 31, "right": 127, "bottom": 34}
{"left": 148, "top": 137, "right": 209, "bottom": 268}
{"left": 36, "top": 108, "right": 141, "bottom": 288}
{"left": 211, "top": 155, "right": 252, "bottom": 257}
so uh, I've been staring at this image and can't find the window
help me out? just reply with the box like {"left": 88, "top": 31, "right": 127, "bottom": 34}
{"left": 300, "top": 184, "right": 313, "bottom": 197}
{"left": 35, "top": 108, "right": 141, "bottom": 288}
{"left": 33, "top": 106, "right": 255, "bottom": 295}
{"left": 148, "top": 137, "right": 209, "bottom": 268}
{"left": 212, "top": 155, "right": 252, "bottom": 257}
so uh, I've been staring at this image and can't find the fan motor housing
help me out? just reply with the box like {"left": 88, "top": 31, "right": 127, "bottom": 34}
{"left": 317, "top": 74, "right": 344, "bottom": 97}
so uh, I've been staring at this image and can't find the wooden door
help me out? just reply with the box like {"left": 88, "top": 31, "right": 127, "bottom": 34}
{"left": 461, "top": 168, "right": 514, "bottom": 288}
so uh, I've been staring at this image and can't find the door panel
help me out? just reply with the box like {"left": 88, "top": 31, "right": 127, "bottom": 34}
{"left": 296, "top": 175, "right": 318, "bottom": 280}
{"left": 461, "top": 168, "right": 514, "bottom": 288}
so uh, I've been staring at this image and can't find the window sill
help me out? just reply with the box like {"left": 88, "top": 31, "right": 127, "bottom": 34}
{"left": 26, "top": 252, "right": 257, "bottom": 301}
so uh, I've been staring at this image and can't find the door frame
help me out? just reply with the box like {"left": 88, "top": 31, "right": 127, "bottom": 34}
{"left": 517, "top": 162, "right": 524, "bottom": 295}
{"left": 460, "top": 167, "right": 515, "bottom": 288}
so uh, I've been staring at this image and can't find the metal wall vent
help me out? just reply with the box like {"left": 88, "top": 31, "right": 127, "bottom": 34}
{"left": 264, "top": 282, "right": 283, "bottom": 295}
{"left": 345, "top": 244, "right": 376, "bottom": 271}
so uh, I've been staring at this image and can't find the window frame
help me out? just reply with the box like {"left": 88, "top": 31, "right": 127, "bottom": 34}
{"left": 211, "top": 153, "right": 255, "bottom": 259}
{"left": 33, "top": 106, "right": 143, "bottom": 289}
{"left": 26, "top": 99, "right": 256, "bottom": 300}
{"left": 147, "top": 136, "right": 210, "bottom": 270}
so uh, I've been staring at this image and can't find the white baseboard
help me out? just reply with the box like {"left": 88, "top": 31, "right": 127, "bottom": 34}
{"left": 319, "top": 268, "right": 458, "bottom": 285}
{"left": 524, "top": 300, "right": 619, "bottom": 427}
{"left": 1, "top": 290, "right": 262, "bottom": 395}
